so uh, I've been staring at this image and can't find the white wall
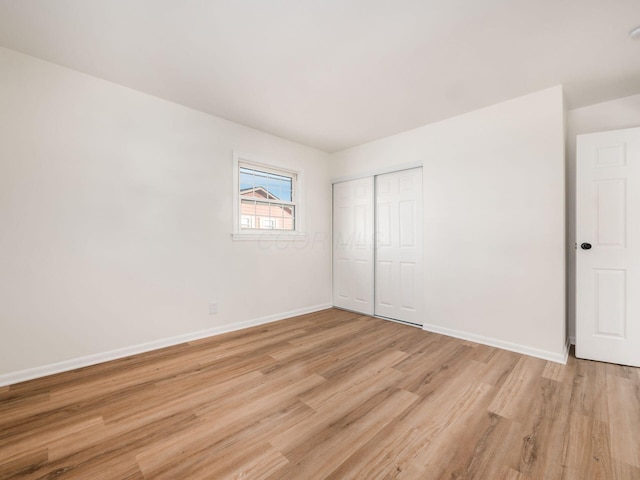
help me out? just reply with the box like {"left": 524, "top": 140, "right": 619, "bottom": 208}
{"left": 0, "top": 47, "right": 332, "bottom": 382}
{"left": 331, "top": 86, "right": 567, "bottom": 362}
{"left": 565, "top": 93, "right": 640, "bottom": 341}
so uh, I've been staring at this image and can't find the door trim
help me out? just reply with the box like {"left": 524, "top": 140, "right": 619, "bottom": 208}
{"left": 331, "top": 161, "right": 423, "bottom": 184}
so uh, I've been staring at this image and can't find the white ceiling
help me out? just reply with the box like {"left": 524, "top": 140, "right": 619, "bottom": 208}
{"left": 0, "top": 0, "right": 639, "bottom": 152}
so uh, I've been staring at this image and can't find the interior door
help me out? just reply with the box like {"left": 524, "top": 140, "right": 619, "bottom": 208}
{"left": 333, "top": 177, "right": 374, "bottom": 315}
{"left": 576, "top": 127, "right": 640, "bottom": 367}
{"left": 375, "top": 168, "right": 423, "bottom": 325}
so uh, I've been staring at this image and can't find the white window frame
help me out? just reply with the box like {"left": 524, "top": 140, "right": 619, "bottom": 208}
{"left": 232, "top": 151, "right": 306, "bottom": 241}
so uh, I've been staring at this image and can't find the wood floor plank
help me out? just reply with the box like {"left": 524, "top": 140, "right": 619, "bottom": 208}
{"left": 136, "top": 401, "right": 307, "bottom": 480}
{"left": 561, "top": 413, "right": 613, "bottom": 480}
{"left": 0, "top": 416, "right": 104, "bottom": 464}
{"left": 543, "top": 354, "right": 577, "bottom": 385}
{"left": 394, "top": 382, "right": 496, "bottom": 479}
{"left": 324, "top": 424, "right": 427, "bottom": 480}
{"left": 393, "top": 340, "right": 474, "bottom": 396}
{"left": 475, "top": 349, "right": 522, "bottom": 389}
{"left": 447, "top": 414, "right": 524, "bottom": 479}
{"left": 503, "top": 466, "right": 530, "bottom": 479}
{"left": 136, "top": 374, "right": 324, "bottom": 478}
{"left": 1, "top": 308, "right": 639, "bottom": 479}
{"left": 191, "top": 443, "right": 289, "bottom": 480}
{"left": 488, "top": 355, "right": 547, "bottom": 422}
{"left": 514, "top": 377, "right": 572, "bottom": 479}
{"left": 570, "top": 359, "right": 610, "bottom": 423}
{"left": 27, "top": 411, "right": 202, "bottom": 480}
{"left": 102, "top": 369, "right": 265, "bottom": 425}
{"left": 300, "top": 350, "right": 408, "bottom": 410}
{"left": 0, "top": 392, "right": 51, "bottom": 426}
{"left": 270, "top": 367, "right": 406, "bottom": 454}
{"left": 607, "top": 374, "right": 640, "bottom": 468}
{"left": 266, "top": 388, "right": 418, "bottom": 480}
{"left": 612, "top": 460, "right": 640, "bottom": 480}
{"left": 0, "top": 450, "right": 48, "bottom": 480}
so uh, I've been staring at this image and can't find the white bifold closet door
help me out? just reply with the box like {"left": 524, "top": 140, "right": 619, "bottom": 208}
{"left": 332, "top": 177, "right": 375, "bottom": 315}
{"left": 332, "top": 168, "right": 423, "bottom": 325}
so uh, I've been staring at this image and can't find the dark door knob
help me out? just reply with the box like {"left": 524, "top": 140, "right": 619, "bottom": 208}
{"left": 581, "top": 243, "right": 592, "bottom": 250}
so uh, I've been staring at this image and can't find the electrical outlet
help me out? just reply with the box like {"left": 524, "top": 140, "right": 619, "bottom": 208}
{"left": 209, "top": 302, "right": 218, "bottom": 315}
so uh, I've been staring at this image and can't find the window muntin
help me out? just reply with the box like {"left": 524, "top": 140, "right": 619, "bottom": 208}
{"left": 238, "top": 164, "right": 296, "bottom": 232}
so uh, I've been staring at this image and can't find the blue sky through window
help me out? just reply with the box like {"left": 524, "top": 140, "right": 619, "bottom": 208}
{"left": 239, "top": 167, "right": 292, "bottom": 201}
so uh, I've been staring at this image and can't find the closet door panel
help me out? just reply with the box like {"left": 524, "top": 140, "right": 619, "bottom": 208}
{"left": 332, "top": 177, "right": 374, "bottom": 315}
{"left": 375, "top": 168, "right": 423, "bottom": 325}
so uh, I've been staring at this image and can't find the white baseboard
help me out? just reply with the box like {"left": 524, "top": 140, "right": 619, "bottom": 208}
{"left": 0, "top": 303, "right": 333, "bottom": 387}
{"left": 422, "top": 322, "right": 570, "bottom": 365}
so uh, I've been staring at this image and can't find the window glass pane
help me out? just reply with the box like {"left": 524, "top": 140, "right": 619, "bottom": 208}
{"left": 285, "top": 205, "right": 295, "bottom": 231}
{"left": 255, "top": 201, "right": 269, "bottom": 224}
{"left": 239, "top": 168, "right": 259, "bottom": 199}
{"left": 269, "top": 204, "right": 282, "bottom": 230}
{"left": 239, "top": 166, "right": 292, "bottom": 202}
{"left": 240, "top": 200, "right": 257, "bottom": 229}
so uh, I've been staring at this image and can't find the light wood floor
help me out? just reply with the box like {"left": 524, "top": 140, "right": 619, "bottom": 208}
{"left": 1, "top": 309, "right": 639, "bottom": 479}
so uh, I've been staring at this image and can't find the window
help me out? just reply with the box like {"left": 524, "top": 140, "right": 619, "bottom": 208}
{"left": 233, "top": 152, "right": 304, "bottom": 239}
{"left": 239, "top": 165, "right": 295, "bottom": 231}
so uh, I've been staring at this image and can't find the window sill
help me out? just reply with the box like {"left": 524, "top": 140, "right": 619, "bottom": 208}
{"left": 232, "top": 232, "right": 308, "bottom": 242}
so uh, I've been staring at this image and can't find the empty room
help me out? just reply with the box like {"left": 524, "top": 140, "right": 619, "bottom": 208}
{"left": 1, "top": 1, "right": 639, "bottom": 479}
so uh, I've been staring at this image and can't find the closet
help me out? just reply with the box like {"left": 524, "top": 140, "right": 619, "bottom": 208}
{"left": 333, "top": 167, "right": 423, "bottom": 325}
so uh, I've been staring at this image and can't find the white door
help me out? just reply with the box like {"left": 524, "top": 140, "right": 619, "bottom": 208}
{"left": 576, "top": 127, "right": 640, "bottom": 367}
{"left": 375, "top": 168, "right": 423, "bottom": 325}
{"left": 333, "top": 177, "right": 375, "bottom": 315}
